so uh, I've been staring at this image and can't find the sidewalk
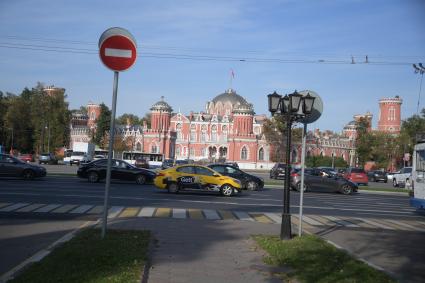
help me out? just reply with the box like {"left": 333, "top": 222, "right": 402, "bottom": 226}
{"left": 107, "top": 217, "right": 283, "bottom": 283}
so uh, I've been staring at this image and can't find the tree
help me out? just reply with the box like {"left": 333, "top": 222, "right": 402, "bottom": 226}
{"left": 306, "top": 155, "right": 348, "bottom": 168}
{"left": 116, "top": 113, "right": 141, "bottom": 126}
{"left": 93, "top": 103, "right": 111, "bottom": 146}
{"left": 263, "top": 115, "right": 302, "bottom": 162}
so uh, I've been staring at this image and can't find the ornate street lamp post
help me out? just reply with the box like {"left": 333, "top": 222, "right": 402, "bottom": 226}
{"left": 268, "top": 91, "right": 315, "bottom": 240}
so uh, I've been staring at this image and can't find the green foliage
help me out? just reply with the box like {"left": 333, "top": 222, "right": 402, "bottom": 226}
{"left": 93, "top": 103, "right": 111, "bottom": 146}
{"left": 116, "top": 113, "right": 141, "bottom": 126}
{"left": 306, "top": 155, "right": 347, "bottom": 168}
{"left": 0, "top": 84, "right": 70, "bottom": 154}
{"left": 262, "top": 116, "right": 302, "bottom": 162}
{"left": 10, "top": 229, "right": 150, "bottom": 283}
{"left": 254, "top": 234, "right": 395, "bottom": 283}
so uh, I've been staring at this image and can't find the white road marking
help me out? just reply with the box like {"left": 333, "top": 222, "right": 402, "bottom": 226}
{"left": 0, "top": 203, "right": 29, "bottom": 212}
{"left": 264, "top": 213, "right": 281, "bottom": 223}
{"left": 105, "top": 48, "right": 132, "bottom": 58}
{"left": 302, "top": 215, "right": 326, "bottom": 226}
{"left": 385, "top": 219, "right": 425, "bottom": 232}
{"left": 358, "top": 218, "right": 395, "bottom": 230}
{"left": 138, "top": 207, "right": 156, "bottom": 217}
{"left": 321, "top": 215, "right": 359, "bottom": 227}
{"left": 172, "top": 208, "right": 186, "bottom": 219}
{"left": 107, "top": 206, "right": 124, "bottom": 218}
{"left": 203, "top": 209, "right": 221, "bottom": 220}
{"left": 69, "top": 205, "right": 94, "bottom": 214}
{"left": 33, "top": 204, "right": 61, "bottom": 213}
{"left": 233, "top": 211, "right": 255, "bottom": 221}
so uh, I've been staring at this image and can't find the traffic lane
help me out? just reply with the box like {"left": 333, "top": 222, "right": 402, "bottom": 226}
{"left": 0, "top": 217, "right": 90, "bottom": 276}
{"left": 0, "top": 177, "right": 419, "bottom": 219}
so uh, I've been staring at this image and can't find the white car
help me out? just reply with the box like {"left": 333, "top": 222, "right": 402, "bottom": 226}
{"left": 392, "top": 167, "right": 413, "bottom": 188}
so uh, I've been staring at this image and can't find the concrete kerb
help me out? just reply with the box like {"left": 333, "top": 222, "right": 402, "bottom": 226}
{"left": 0, "top": 220, "right": 98, "bottom": 283}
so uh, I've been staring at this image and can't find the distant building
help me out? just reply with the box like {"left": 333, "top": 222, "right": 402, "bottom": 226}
{"left": 377, "top": 96, "right": 402, "bottom": 133}
{"left": 43, "top": 85, "right": 65, "bottom": 97}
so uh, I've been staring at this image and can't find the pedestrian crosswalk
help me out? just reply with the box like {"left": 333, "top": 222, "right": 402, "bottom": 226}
{"left": 1, "top": 202, "right": 425, "bottom": 232}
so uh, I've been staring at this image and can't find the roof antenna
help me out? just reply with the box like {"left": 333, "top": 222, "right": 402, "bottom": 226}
{"left": 365, "top": 55, "right": 369, "bottom": 63}
{"left": 351, "top": 55, "right": 355, "bottom": 64}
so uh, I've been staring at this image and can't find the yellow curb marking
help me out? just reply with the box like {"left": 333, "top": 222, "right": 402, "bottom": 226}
{"left": 119, "top": 207, "right": 140, "bottom": 218}
{"left": 155, "top": 208, "right": 171, "bottom": 218}
{"left": 188, "top": 209, "right": 203, "bottom": 219}
{"left": 251, "top": 213, "right": 273, "bottom": 224}
{"left": 218, "top": 210, "right": 237, "bottom": 220}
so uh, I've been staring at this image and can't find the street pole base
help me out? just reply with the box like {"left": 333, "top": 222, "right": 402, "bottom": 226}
{"left": 280, "top": 213, "right": 292, "bottom": 240}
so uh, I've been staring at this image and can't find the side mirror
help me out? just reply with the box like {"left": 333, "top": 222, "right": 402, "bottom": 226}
{"left": 213, "top": 173, "right": 220, "bottom": 177}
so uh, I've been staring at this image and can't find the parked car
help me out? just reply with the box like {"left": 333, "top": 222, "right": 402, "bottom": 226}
{"left": 161, "top": 159, "right": 175, "bottom": 169}
{"left": 392, "top": 167, "right": 413, "bottom": 188}
{"left": 386, "top": 171, "right": 398, "bottom": 182}
{"left": 344, "top": 167, "right": 368, "bottom": 186}
{"left": 292, "top": 168, "right": 358, "bottom": 194}
{"left": 270, "top": 163, "right": 287, "bottom": 179}
{"left": 317, "top": 167, "right": 338, "bottom": 175}
{"left": 77, "top": 159, "right": 156, "bottom": 185}
{"left": 69, "top": 151, "right": 86, "bottom": 165}
{"left": 18, "top": 153, "right": 34, "bottom": 163}
{"left": 224, "top": 162, "right": 239, "bottom": 169}
{"left": 0, "top": 153, "right": 46, "bottom": 180}
{"left": 38, "top": 153, "right": 58, "bottom": 165}
{"left": 154, "top": 164, "right": 242, "bottom": 196}
{"left": 135, "top": 157, "right": 149, "bottom": 169}
{"left": 367, "top": 170, "right": 388, "bottom": 182}
{"left": 207, "top": 163, "right": 264, "bottom": 190}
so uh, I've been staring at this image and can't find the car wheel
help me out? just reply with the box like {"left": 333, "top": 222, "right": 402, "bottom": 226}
{"left": 88, "top": 172, "right": 99, "bottom": 183}
{"left": 136, "top": 174, "right": 146, "bottom": 185}
{"left": 246, "top": 181, "right": 258, "bottom": 191}
{"left": 295, "top": 182, "right": 307, "bottom": 192}
{"left": 393, "top": 179, "right": 398, "bottom": 187}
{"left": 341, "top": 184, "right": 353, "bottom": 195}
{"left": 220, "top": 184, "right": 234, "bottom": 197}
{"left": 167, "top": 182, "right": 179, "bottom": 193}
{"left": 22, "top": 170, "right": 35, "bottom": 180}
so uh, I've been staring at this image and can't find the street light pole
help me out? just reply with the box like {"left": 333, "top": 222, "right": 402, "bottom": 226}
{"left": 282, "top": 95, "right": 293, "bottom": 240}
{"left": 413, "top": 63, "right": 425, "bottom": 114}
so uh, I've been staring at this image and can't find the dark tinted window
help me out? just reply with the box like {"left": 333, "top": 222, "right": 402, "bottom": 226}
{"left": 403, "top": 167, "right": 412, "bottom": 173}
{"left": 277, "top": 163, "right": 286, "bottom": 168}
{"left": 195, "top": 166, "right": 214, "bottom": 176}
{"left": 210, "top": 165, "right": 225, "bottom": 174}
{"left": 177, "top": 166, "right": 195, "bottom": 174}
{"left": 350, "top": 168, "right": 365, "bottom": 173}
{"left": 95, "top": 159, "right": 108, "bottom": 166}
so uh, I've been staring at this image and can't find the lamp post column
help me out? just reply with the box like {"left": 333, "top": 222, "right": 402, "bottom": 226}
{"left": 281, "top": 101, "right": 292, "bottom": 240}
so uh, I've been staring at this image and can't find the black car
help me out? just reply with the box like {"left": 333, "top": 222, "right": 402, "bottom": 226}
{"left": 77, "top": 159, "right": 156, "bottom": 185}
{"left": 367, "top": 170, "right": 388, "bottom": 183}
{"left": 0, "top": 153, "right": 46, "bottom": 180}
{"left": 291, "top": 168, "right": 358, "bottom": 195}
{"left": 207, "top": 164, "right": 264, "bottom": 190}
{"left": 270, "top": 163, "right": 287, "bottom": 179}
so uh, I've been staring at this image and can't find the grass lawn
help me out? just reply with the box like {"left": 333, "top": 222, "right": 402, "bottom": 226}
{"left": 10, "top": 229, "right": 150, "bottom": 283}
{"left": 253, "top": 234, "right": 395, "bottom": 283}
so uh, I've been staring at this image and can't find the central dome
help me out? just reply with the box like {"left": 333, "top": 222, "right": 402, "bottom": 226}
{"left": 206, "top": 88, "right": 253, "bottom": 116}
{"left": 211, "top": 88, "right": 248, "bottom": 106}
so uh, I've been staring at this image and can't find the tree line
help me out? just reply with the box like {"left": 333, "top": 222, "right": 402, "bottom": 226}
{"left": 263, "top": 109, "right": 425, "bottom": 170}
{"left": 0, "top": 84, "right": 151, "bottom": 155}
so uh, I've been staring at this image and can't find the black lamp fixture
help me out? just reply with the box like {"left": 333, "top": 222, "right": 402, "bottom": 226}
{"left": 267, "top": 90, "right": 316, "bottom": 240}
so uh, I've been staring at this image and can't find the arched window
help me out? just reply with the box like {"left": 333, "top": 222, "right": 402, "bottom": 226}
{"left": 136, "top": 142, "right": 142, "bottom": 151}
{"left": 176, "top": 123, "right": 183, "bottom": 140}
{"left": 90, "top": 111, "right": 95, "bottom": 120}
{"left": 190, "top": 148, "right": 195, "bottom": 157}
{"left": 241, "top": 146, "right": 248, "bottom": 160}
{"left": 176, "top": 146, "right": 181, "bottom": 156}
{"left": 151, "top": 144, "right": 158, "bottom": 153}
{"left": 201, "top": 125, "right": 207, "bottom": 142}
{"left": 222, "top": 125, "right": 228, "bottom": 142}
{"left": 211, "top": 125, "right": 217, "bottom": 142}
{"left": 258, "top": 148, "right": 264, "bottom": 161}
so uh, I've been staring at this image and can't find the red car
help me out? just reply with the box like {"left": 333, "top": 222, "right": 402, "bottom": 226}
{"left": 19, "top": 154, "right": 34, "bottom": 163}
{"left": 344, "top": 167, "right": 368, "bottom": 186}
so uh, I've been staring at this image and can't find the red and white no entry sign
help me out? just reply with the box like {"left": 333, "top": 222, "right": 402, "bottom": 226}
{"left": 98, "top": 27, "right": 137, "bottom": 72}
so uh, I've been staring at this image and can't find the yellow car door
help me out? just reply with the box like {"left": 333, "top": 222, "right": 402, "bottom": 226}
{"left": 194, "top": 166, "right": 221, "bottom": 188}
{"left": 175, "top": 165, "right": 199, "bottom": 189}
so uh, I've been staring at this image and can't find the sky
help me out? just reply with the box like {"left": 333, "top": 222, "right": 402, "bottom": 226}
{"left": 0, "top": 0, "right": 424, "bottom": 132}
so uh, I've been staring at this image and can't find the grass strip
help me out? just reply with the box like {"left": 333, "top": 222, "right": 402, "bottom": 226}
{"left": 10, "top": 229, "right": 150, "bottom": 283}
{"left": 253, "top": 234, "right": 395, "bottom": 283}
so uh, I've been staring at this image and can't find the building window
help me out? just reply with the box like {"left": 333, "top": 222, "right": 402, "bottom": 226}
{"left": 136, "top": 142, "right": 142, "bottom": 151}
{"left": 190, "top": 131, "right": 196, "bottom": 142}
{"left": 90, "top": 111, "right": 95, "bottom": 120}
{"left": 388, "top": 106, "right": 395, "bottom": 121}
{"left": 176, "top": 147, "right": 181, "bottom": 156}
{"left": 151, "top": 145, "right": 158, "bottom": 153}
{"left": 258, "top": 148, "right": 264, "bottom": 161}
{"left": 176, "top": 123, "right": 183, "bottom": 141}
{"left": 241, "top": 146, "right": 248, "bottom": 160}
{"left": 211, "top": 125, "right": 217, "bottom": 142}
{"left": 190, "top": 148, "right": 195, "bottom": 157}
{"left": 201, "top": 132, "right": 206, "bottom": 142}
{"left": 201, "top": 148, "right": 206, "bottom": 157}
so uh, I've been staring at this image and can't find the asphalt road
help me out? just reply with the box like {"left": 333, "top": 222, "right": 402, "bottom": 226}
{"left": 0, "top": 175, "right": 424, "bottom": 282}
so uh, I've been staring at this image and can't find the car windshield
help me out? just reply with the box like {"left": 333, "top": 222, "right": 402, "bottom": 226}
{"left": 72, "top": 152, "right": 85, "bottom": 156}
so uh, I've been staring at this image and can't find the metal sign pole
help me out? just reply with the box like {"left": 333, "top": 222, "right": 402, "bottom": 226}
{"left": 101, "top": 71, "right": 119, "bottom": 239}
{"left": 298, "top": 123, "right": 307, "bottom": 236}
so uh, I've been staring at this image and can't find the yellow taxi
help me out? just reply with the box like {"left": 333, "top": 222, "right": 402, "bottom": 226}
{"left": 154, "top": 164, "right": 242, "bottom": 196}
